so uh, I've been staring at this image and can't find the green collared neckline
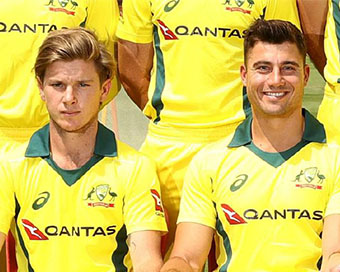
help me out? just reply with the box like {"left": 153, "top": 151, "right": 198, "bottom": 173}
{"left": 25, "top": 122, "right": 117, "bottom": 158}
{"left": 25, "top": 122, "right": 117, "bottom": 186}
{"left": 228, "top": 109, "right": 326, "bottom": 167}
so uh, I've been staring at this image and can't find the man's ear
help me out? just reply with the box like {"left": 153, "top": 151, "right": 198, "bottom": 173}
{"left": 240, "top": 64, "right": 247, "bottom": 87}
{"left": 37, "top": 77, "right": 46, "bottom": 101}
{"left": 100, "top": 78, "right": 112, "bottom": 103}
{"left": 303, "top": 64, "right": 310, "bottom": 87}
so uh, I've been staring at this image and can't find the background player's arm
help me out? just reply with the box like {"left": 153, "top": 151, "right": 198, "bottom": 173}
{"left": 118, "top": 40, "right": 153, "bottom": 110}
{"left": 161, "top": 222, "right": 214, "bottom": 272}
{"left": 0, "top": 232, "right": 5, "bottom": 251}
{"left": 297, "top": 0, "right": 328, "bottom": 76}
{"left": 321, "top": 214, "right": 340, "bottom": 271}
{"left": 128, "top": 230, "right": 163, "bottom": 272}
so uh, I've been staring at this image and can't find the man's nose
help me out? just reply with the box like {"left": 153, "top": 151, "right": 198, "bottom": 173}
{"left": 63, "top": 85, "right": 77, "bottom": 104}
{"left": 267, "top": 67, "right": 285, "bottom": 86}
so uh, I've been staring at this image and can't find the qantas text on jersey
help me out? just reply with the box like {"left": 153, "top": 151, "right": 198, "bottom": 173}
{"left": 156, "top": 21, "right": 246, "bottom": 39}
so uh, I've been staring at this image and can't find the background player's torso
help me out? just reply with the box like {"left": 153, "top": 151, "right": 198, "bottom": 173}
{"left": 146, "top": 0, "right": 264, "bottom": 126}
{"left": 127, "top": 0, "right": 299, "bottom": 127}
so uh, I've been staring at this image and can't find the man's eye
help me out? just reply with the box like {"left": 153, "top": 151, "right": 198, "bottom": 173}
{"left": 51, "top": 83, "right": 63, "bottom": 88}
{"left": 281, "top": 66, "right": 297, "bottom": 74}
{"left": 256, "top": 66, "right": 270, "bottom": 72}
{"left": 79, "top": 82, "right": 90, "bottom": 87}
{"left": 282, "top": 66, "right": 295, "bottom": 71}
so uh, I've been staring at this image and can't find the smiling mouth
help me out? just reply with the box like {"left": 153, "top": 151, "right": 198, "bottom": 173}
{"left": 264, "top": 92, "right": 286, "bottom": 97}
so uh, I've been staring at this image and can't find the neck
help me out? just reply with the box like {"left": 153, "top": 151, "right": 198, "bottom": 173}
{"left": 251, "top": 110, "right": 305, "bottom": 152}
{"left": 49, "top": 120, "right": 98, "bottom": 170}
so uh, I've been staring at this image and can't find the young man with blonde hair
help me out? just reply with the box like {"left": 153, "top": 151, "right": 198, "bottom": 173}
{"left": 0, "top": 28, "right": 166, "bottom": 272}
{"left": 0, "top": 0, "right": 120, "bottom": 159}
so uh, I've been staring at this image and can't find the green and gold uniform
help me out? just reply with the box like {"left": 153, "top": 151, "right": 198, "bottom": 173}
{"left": 0, "top": 123, "right": 167, "bottom": 272}
{"left": 0, "top": 0, "right": 119, "bottom": 158}
{"left": 117, "top": 0, "right": 301, "bottom": 250}
{"left": 317, "top": 0, "right": 340, "bottom": 143}
{"left": 178, "top": 110, "right": 340, "bottom": 271}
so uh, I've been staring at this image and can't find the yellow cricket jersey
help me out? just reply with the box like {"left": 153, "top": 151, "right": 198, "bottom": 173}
{"left": 324, "top": 0, "right": 340, "bottom": 94}
{"left": 178, "top": 110, "right": 340, "bottom": 271}
{"left": 0, "top": 0, "right": 119, "bottom": 134}
{"left": 0, "top": 123, "right": 167, "bottom": 272}
{"left": 117, "top": 0, "right": 300, "bottom": 128}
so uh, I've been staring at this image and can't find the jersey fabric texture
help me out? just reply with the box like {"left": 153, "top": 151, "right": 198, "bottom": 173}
{"left": 0, "top": 123, "right": 167, "bottom": 272}
{"left": 0, "top": 0, "right": 119, "bottom": 155}
{"left": 140, "top": 121, "right": 238, "bottom": 253}
{"left": 117, "top": 0, "right": 300, "bottom": 128}
{"left": 317, "top": 0, "right": 340, "bottom": 143}
{"left": 178, "top": 110, "right": 340, "bottom": 271}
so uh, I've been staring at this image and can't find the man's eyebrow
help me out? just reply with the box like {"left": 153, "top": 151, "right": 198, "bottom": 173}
{"left": 77, "top": 79, "right": 95, "bottom": 82}
{"left": 281, "top": 61, "right": 300, "bottom": 67}
{"left": 252, "top": 61, "right": 271, "bottom": 67}
{"left": 252, "top": 61, "right": 300, "bottom": 67}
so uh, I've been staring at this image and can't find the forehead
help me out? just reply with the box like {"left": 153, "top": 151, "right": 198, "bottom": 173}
{"left": 44, "top": 59, "right": 98, "bottom": 79}
{"left": 247, "top": 41, "right": 303, "bottom": 65}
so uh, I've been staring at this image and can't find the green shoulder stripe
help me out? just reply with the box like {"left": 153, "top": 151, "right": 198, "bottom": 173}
{"left": 151, "top": 25, "right": 165, "bottom": 123}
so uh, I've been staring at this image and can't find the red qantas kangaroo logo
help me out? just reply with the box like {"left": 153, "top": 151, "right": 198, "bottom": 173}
{"left": 151, "top": 189, "right": 164, "bottom": 212}
{"left": 221, "top": 204, "right": 247, "bottom": 225}
{"left": 157, "top": 20, "right": 178, "bottom": 40}
{"left": 22, "top": 219, "right": 48, "bottom": 240}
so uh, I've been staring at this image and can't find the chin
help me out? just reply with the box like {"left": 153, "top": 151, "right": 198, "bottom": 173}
{"left": 50, "top": 115, "right": 98, "bottom": 133}
{"left": 52, "top": 120, "right": 88, "bottom": 133}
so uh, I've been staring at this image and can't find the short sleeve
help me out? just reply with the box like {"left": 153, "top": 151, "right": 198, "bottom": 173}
{"left": 116, "top": 0, "right": 154, "bottom": 43}
{"left": 177, "top": 151, "right": 216, "bottom": 229}
{"left": 123, "top": 156, "right": 167, "bottom": 235}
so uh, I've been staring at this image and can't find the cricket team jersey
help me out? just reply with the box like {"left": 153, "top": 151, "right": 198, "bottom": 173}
{"left": 0, "top": 0, "right": 119, "bottom": 137}
{"left": 117, "top": 0, "right": 300, "bottom": 128}
{"left": 178, "top": 110, "right": 340, "bottom": 271}
{"left": 0, "top": 123, "right": 167, "bottom": 272}
{"left": 324, "top": 0, "right": 340, "bottom": 95}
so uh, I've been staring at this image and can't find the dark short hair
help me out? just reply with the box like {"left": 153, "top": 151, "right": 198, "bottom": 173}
{"left": 34, "top": 27, "right": 114, "bottom": 84}
{"left": 244, "top": 19, "right": 307, "bottom": 64}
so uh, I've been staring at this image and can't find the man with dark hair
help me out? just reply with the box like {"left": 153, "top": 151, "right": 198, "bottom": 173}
{"left": 161, "top": 19, "right": 340, "bottom": 272}
{"left": 0, "top": 28, "right": 167, "bottom": 272}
